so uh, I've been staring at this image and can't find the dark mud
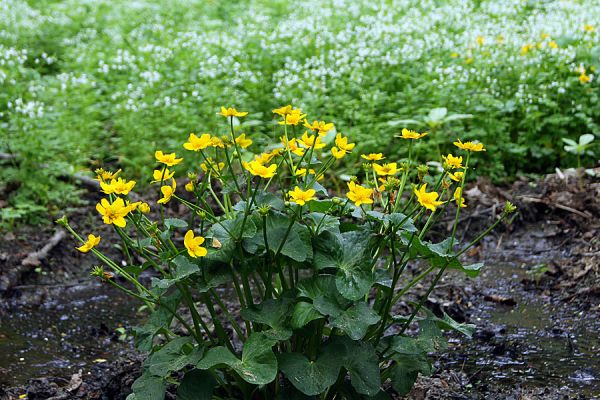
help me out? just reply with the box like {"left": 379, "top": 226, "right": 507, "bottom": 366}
{"left": 1, "top": 169, "right": 599, "bottom": 399}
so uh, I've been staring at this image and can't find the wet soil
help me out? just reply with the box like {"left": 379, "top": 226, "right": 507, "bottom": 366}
{"left": 1, "top": 169, "right": 599, "bottom": 399}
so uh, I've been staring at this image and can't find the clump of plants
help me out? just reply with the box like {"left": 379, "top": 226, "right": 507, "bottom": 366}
{"left": 60, "top": 106, "right": 516, "bottom": 399}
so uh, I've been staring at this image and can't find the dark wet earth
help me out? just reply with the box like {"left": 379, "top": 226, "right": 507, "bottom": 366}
{"left": 437, "top": 262, "right": 600, "bottom": 398}
{"left": 0, "top": 282, "right": 140, "bottom": 389}
{"left": 1, "top": 255, "right": 599, "bottom": 398}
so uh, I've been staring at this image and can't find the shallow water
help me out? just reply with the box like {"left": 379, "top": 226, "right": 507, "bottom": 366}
{"left": 442, "top": 263, "right": 600, "bottom": 397}
{"left": 0, "top": 282, "right": 140, "bottom": 388}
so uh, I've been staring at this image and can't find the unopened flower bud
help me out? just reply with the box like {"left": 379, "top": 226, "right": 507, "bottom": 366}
{"left": 187, "top": 172, "right": 198, "bottom": 180}
{"left": 55, "top": 215, "right": 68, "bottom": 227}
{"left": 196, "top": 210, "right": 207, "bottom": 219}
{"left": 258, "top": 205, "right": 271, "bottom": 216}
{"left": 504, "top": 201, "right": 517, "bottom": 214}
{"left": 417, "top": 165, "right": 429, "bottom": 180}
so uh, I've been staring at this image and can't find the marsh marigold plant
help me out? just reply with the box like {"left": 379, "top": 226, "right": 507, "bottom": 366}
{"left": 60, "top": 106, "right": 515, "bottom": 400}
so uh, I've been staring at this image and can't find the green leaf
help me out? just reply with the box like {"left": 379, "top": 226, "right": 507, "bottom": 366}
{"left": 241, "top": 297, "right": 294, "bottom": 340}
{"left": 133, "top": 291, "right": 182, "bottom": 351}
{"left": 579, "top": 133, "right": 595, "bottom": 146}
{"left": 234, "top": 192, "right": 285, "bottom": 212}
{"left": 177, "top": 369, "right": 216, "bottom": 400}
{"left": 243, "top": 213, "right": 312, "bottom": 262}
{"left": 313, "top": 231, "right": 374, "bottom": 300}
{"left": 305, "top": 212, "right": 340, "bottom": 234}
{"left": 333, "top": 337, "right": 381, "bottom": 396}
{"left": 152, "top": 255, "right": 200, "bottom": 289}
{"left": 417, "top": 317, "right": 447, "bottom": 352}
{"left": 391, "top": 364, "right": 418, "bottom": 396}
{"left": 308, "top": 200, "right": 335, "bottom": 213}
{"left": 383, "top": 336, "right": 433, "bottom": 395}
{"left": 278, "top": 341, "right": 344, "bottom": 396}
{"left": 197, "top": 333, "right": 277, "bottom": 385}
{"left": 207, "top": 213, "right": 257, "bottom": 262}
{"left": 290, "top": 301, "right": 323, "bottom": 329}
{"left": 128, "top": 372, "right": 166, "bottom": 400}
{"left": 164, "top": 218, "right": 188, "bottom": 230}
{"left": 329, "top": 302, "right": 380, "bottom": 340}
{"left": 399, "top": 233, "right": 481, "bottom": 276}
{"left": 388, "top": 119, "right": 422, "bottom": 127}
{"left": 426, "top": 107, "right": 447, "bottom": 122}
{"left": 144, "top": 336, "right": 204, "bottom": 377}
{"left": 297, "top": 275, "right": 340, "bottom": 302}
{"left": 424, "top": 309, "right": 475, "bottom": 338}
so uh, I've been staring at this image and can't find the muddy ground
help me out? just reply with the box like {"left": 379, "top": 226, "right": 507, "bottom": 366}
{"left": 0, "top": 169, "right": 598, "bottom": 399}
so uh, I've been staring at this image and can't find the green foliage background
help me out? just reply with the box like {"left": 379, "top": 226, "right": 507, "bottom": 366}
{"left": 1, "top": 0, "right": 598, "bottom": 224}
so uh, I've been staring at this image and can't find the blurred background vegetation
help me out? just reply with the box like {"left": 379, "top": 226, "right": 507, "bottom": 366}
{"left": 1, "top": 0, "right": 598, "bottom": 226}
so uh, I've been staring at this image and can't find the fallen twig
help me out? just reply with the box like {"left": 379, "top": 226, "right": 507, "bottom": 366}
{"left": 21, "top": 229, "right": 66, "bottom": 267}
{"left": 518, "top": 195, "right": 591, "bottom": 219}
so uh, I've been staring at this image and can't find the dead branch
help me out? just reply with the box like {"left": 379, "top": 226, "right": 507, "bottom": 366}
{"left": 21, "top": 229, "right": 66, "bottom": 267}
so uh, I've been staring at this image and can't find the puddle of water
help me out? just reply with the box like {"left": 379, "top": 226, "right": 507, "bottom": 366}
{"left": 443, "top": 263, "right": 600, "bottom": 397}
{"left": 0, "top": 282, "right": 140, "bottom": 388}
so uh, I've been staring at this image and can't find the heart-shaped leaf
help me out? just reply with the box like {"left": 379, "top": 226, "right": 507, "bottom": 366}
{"left": 278, "top": 341, "right": 344, "bottom": 395}
{"left": 241, "top": 297, "right": 294, "bottom": 340}
{"left": 197, "top": 332, "right": 277, "bottom": 385}
{"left": 177, "top": 369, "right": 216, "bottom": 400}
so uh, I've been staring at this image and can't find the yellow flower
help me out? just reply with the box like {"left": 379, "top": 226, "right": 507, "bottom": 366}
{"left": 77, "top": 234, "right": 101, "bottom": 253}
{"left": 454, "top": 187, "right": 467, "bottom": 208}
{"left": 442, "top": 154, "right": 463, "bottom": 169}
{"left": 95, "top": 168, "right": 121, "bottom": 182}
{"left": 155, "top": 151, "right": 183, "bottom": 166}
{"left": 294, "top": 168, "right": 323, "bottom": 180}
{"left": 272, "top": 105, "right": 293, "bottom": 116}
{"left": 448, "top": 171, "right": 464, "bottom": 182}
{"left": 278, "top": 109, "right": 306, "bottom": 126}
{"left": 218, "top": 107, "right": 248, "bottom": 118}
{"left": 184, "top": 133, "right": 212, "bottom": 151}
{"left": 211, "top": 136, "right": 226, "bottom": 148}
{"left": 346, "top": 181, "right": 373, "bottom": 207}
{"left": 299, "top": 131, "right": 326, "bottom": 149}
{"left": 185, "top": 181, "right": 194, "bottom": 192}
{"left": 158, "top": 180, "right": 177, "bottom": 204}
{"left": 331, "top": 147, "right": 347, "bottom": 159}
{"left": 200, "top": 158, "right": 225, "bottom": 175}
{"left": 414, "top": 184, "right": 444, "bottom": 212}
{"left": 496, "top": 34, "right": 505, "bottom": 44}
{"left": 184, "top": 230, "right": 207, "bottom": 258}
{"left": 281, "top": 137, "right": 305, "bottom": 156}
{"left": 151, "top": 168, "right": 175, "bottom": 183}
{"left": 399, "top": 128, "right": 428, "bottom": 140}
{"left": 335, "top": 133, "right": 355, "bottom": 153}
{"left": 243, "top": 160, "right": 277, "bottom": 178}
{"left": 126, "top": 200, "right": 142, "bottom": 213}
{"left": 476, "top": 36, "right": 484, "bottom": 46}
{"left": 450, "top": 51, "right": 459, "bottom": 58}
{"left": 520, "top": 44, "right": 534, "bottom": 55}
{"left": 373, "top": 162, "right": 398, "bottom": 176}
{"left": 453, "top": 139, "right": 486, "bottom": 152}
{"left": 548, "top": 40, "right": 558, "bottom": 49}
{"left": 304, "top": 120, "right": 334, "bottom": 136}
{"left": 288, "top": 186, "right": 316, "bottom": 206}
{"left": 579, "top": 72, "right": 590, "bottom": 84}
{"left": 138, "top": 202, "right": 151, "bottom": 213}
{"left": 235, "top": 133, "right": 252, "bottom": 149}
{"left": 361, "top": 153, "right": 385, "bottom": 161}
{"left": 584, "top": 24, "right": 595, "bottom": 32}
{"left": 96, "top": 198, "right": 131, "bottom": 227}
{"left": 100, "top": 177, "right": 136, "bottom": 195}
